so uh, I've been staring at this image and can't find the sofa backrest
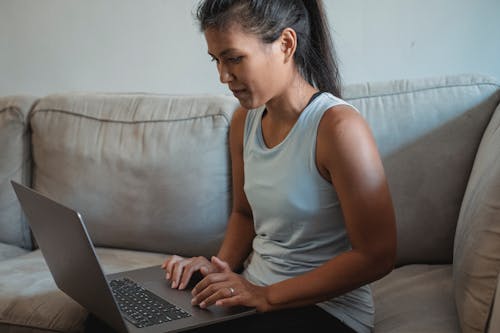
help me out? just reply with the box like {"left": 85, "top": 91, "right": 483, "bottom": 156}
{"left": 30, "top": 93, "right": 239, "bottom": 257}
{"left": 0, "top": 96, "right": 37, "bottom": 250}
{"left": 344, "top": 74, "right": 500, "bottom": 265}
{"left": 6, "top": 74, "right": 499, "bottom": 266}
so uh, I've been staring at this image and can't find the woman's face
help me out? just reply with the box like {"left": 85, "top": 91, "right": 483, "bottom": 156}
{"left": 204, "top": 24, "right": 289, "bottom": 109}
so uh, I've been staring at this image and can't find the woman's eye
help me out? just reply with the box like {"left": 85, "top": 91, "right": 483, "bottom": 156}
{"left": 227, "top": 56, "right": 243, "bottom": 64}
{"left": 210, "top": 56, "right": 242, "bottom": 65}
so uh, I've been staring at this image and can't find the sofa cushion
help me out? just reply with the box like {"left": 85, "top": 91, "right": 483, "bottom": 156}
{"left": 372, "top": 264, "right": 459, "bottom": 333}
{"left": 30, "top": 93, "right": 239, "bottom": 257}
{"left": 0, "top": 242, "right": 29, "bottom": 262}
{"left": 453, "top": 102, "right": 500, "bottom": 333}
{"left": 344, "top": 74, "right": 500, "bottom": 265}
{"left": 0, "top": 95, "right": 37, "bottom": 250}
{"left": 0, "top": 247, "right": 166, "bottom": 333}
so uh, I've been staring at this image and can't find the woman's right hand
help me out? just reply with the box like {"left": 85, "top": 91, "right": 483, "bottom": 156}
{"left": 161, "top": 255, "right": 217, "bottom": 290}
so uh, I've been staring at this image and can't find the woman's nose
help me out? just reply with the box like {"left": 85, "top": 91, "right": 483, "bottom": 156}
{"left": 218, "top": 65, "right": 233, "bottom": 83}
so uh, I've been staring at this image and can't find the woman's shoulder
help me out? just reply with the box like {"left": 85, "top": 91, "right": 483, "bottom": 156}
{"left": 316, "top": 92, "right": 357, "bottom": 112}
{"left": 319, "top": 94, "right": 364, "bottom": 128}
{"left": 317, "top": 97, "right": 373, "bottom": 150}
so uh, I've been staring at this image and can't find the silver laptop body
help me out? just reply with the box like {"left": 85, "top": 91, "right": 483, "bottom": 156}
{"left": 11, "top": 181, "right": 255, "bottom": 333}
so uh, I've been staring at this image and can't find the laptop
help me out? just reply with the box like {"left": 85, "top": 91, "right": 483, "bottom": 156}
{"left": 11, "top": 181, "right": 256, "bottom": 333}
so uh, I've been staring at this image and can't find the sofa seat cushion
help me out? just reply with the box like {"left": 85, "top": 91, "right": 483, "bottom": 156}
{"left": 0, "top": 242, "right": 29, "bottom": 261}
{"left": 372, "top": 264, "right": 460, "bottom": 333}
{"left": 0, "top": 248, "right": 166, "bottom": 333}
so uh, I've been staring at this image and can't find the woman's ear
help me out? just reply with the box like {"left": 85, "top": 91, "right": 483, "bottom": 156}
{"left": 279, "top": 28, "right": 297, "bottom": 63}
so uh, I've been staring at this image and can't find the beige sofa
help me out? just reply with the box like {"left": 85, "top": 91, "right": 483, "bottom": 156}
{"left": 1, "top": 73, "right": 499, "bottom": 333}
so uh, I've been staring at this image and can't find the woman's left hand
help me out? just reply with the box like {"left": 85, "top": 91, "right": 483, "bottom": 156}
{"left": 191, "top": 256, "right": 270, "bottom": 312}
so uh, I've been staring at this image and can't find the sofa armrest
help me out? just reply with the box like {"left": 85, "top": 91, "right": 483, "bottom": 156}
{"left": 487, "top": 272, "right": 500, "bottom": 332}
{"left": 0, "top": 95, "right": 38, "bottom": 250}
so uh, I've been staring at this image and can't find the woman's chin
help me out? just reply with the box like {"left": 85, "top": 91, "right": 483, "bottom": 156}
{"left": 236, "top": 96, "right": 261, "bottom": 110}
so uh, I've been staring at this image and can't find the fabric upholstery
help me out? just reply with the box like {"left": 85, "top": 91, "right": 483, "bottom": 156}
{"left": 0, "top": 242, "right": 29, "bottom": 261}
{"left": 371, "top": 264, "right": 459, "bottom": 333}
{"left": 453, "top": 103, "right": 500, "bottom": 333}
{"left": 0, "top": 247, "right": 166, "bottom": 333}
{"left": 344, "top": 74, "right": 500, "bottom": 265}
{"left": 0, "top": 96, "right": 38, "bottom": 250}
{"left": 486, "top": 272, "right": 500, "bottom": 332}
{"left": 30, "top": 93, "right": 239, "bottom": 257}
{"left": 1, "top": 74, "right": 499, "bottom": 333}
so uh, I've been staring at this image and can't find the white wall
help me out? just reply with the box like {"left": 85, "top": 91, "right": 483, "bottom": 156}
{"left": 328, "top": 0, "right": 500, "bottom": 85}
{"left": 1, "top": 0, "right": 499, "bottom": 96}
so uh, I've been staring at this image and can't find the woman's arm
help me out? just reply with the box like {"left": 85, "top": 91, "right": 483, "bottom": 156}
{"left": 216, "top": 106, "right": 255, "bottom": 271}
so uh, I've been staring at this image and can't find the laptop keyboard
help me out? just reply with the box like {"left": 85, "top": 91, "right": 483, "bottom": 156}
{"left": 110, "top": 277, "right": 191, "bottom": 328}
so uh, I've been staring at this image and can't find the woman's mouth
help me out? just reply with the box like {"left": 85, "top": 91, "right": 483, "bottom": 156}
{"left": 230, "top": 88, "right": 246, "bottom": 98}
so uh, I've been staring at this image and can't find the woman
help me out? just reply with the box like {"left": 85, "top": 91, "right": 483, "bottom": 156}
{"left": 162, "top": 1, "right": 397, "bottom": 332}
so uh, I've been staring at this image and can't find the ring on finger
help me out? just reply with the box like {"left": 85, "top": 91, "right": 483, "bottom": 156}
{"left": 228, "top": 287, "right": 235, "bottom": 297}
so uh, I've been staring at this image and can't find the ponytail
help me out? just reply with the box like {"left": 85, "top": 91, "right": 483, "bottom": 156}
{"left": 300, "top": 0, "right": 342, "bottom": 98}
{"left": 196, "top": 0, "right": 342, "bottom": 97}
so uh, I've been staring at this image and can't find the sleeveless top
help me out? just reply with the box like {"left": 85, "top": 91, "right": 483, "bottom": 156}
{"left": 241, "top": 92, "right": 374, "bottom": 333}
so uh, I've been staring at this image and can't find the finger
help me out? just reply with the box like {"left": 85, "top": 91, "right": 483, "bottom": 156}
{"left": 215, "top": 293, "right": 240, "bottom": 307}
{"left": 165, "top": 255, "right": 182, "bottom": 281}
{"left": 179, "top": 257, "right": 212, "bottom": 289}
{"left": 192, "top": 272, "right": 230, "bottom": 296}
{"left": 170, "top": 260, "right": 190, "bottom": 289}
{"left": 192, "top": 256, "right": 214, "bottom": 277}
{"left": 178, "top": 263, "right": 204, "bottom": 290}
{"left": 211, "top": 256, "right": 231, "bottom": 273}
{"left": 161, "top": 255, "right": 176, "bottom": 271}
{"left": 200, "top": 259, "right": 223, "bottom": 276}
{"left": 199, "top": 289, "right": 229, "bottom": 308}
{"left": 194, "top": 283, "right": 232, "bottom": 309}
{"left": 200, "top": 264, "right": 215, "bottom": 276}
{"left": 161, "top": 258, "right": 169, "bottom": 270}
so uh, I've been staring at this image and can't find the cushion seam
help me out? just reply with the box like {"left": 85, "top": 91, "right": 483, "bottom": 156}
{"left": 0, "top": 107, "right": 27, "bottom": 126}
{"left": 29, "top": 108, "right": 230, "bottom": 125}
{"left": 345, "top": 82, "right": 500, "bottom": 101}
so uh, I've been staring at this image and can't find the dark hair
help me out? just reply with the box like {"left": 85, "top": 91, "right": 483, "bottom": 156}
{"left": 195, "top": 0, "right": 342, "bottom": 98}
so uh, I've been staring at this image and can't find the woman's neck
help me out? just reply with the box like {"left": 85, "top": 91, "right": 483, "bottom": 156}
{"left": 259, "top": 75, "right": 319, "bottom": 148}
{"left": 264, "top": 76, "right": 319, "bottom": 124}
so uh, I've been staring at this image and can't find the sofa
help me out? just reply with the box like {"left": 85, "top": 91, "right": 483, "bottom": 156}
{"left": 1, "top": 73, "right": 499, "bottom": 333}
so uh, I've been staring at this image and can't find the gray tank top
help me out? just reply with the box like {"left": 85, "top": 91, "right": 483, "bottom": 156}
{"left": 241, "top": 92, "right": 374, "bottom": 333}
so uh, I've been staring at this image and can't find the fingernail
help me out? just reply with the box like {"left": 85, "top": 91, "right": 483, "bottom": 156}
{"left": 171, "top": 281, "right": 177, "bottom": 288}
{"left": 166, "top": 272, "right": 170, "bottom": 279}
{"left": 199, "top": 302, "right": 206, "bottom": 308}
{"left": 179, "top": 283, "right": 184, "bottom": 290}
